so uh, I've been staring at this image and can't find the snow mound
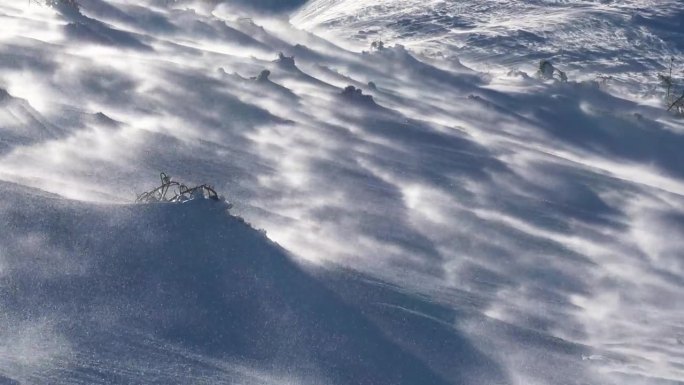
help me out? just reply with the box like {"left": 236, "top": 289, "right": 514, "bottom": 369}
{"left": 0, "top": 180, "right": 509, "bottom": 385}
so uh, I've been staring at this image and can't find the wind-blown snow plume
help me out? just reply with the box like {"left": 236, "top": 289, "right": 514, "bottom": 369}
{"left": 0, "top": 0, "right": 683, "bottom": 384}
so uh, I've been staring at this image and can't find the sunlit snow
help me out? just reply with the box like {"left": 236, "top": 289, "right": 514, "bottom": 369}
{"left": 0, "top": 0, "right": 683, "bottom": 384}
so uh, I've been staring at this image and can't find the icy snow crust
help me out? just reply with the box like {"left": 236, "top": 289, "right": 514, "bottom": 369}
{"left": 0, "top": 1, "right": 683, "bottom": 384}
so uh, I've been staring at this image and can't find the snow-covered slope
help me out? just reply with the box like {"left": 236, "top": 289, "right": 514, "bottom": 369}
{"left": 293, "top": 0, "right": 684, "bottom": 99}
{"left": 0, "top": 1, "right": 683, "bottom": 384}
{"left": 3, "top": 181, "right": 490, "bottom": 385}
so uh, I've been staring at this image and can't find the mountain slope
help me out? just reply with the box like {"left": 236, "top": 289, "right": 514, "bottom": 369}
{"left": 0, "top": 1, "right": 683, "bottom": 384}
{"left": 1, "top": 181, "right": 495, "bottom": 385}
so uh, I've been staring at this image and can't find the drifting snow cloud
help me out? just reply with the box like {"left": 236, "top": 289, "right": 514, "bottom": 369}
{"left": 0, "top": 0, "right": 683, "bottom": 384}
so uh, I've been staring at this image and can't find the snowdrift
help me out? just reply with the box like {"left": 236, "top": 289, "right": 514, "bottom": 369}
{"left": 0, "top": 181, "right": 512, "bottom": 385}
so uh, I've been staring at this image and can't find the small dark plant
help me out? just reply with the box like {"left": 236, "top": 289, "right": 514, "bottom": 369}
{"left": 275, "top": 52, "right": 296, "bottom": 69}
{"left": 658, "top": 57, "right": 675, "bottom": 100}
{"left": 659, "top": 58, "right": 684, "bottom": 116}
{"left": 370, "top": 41, "right": 385, "bottom": 52}
{"left": 136, "top": 172, "right": 224, "bottom": 203}
{"left": 252, "top": 69, "right": 271, "bottom": 82}
{"left": 538, "top": 60, "right": 567, "bottom": 82}
{"left": 668, "top": 92, "right": 684, "bottom": 115}
{"left": 341, "top": 85, "right": 375, "bottom": 105}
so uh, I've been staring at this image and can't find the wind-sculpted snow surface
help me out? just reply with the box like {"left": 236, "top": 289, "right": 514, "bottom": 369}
{"left": 0, "top": 1, "right": 683, "bottom": 384}
{"left": 1, "top": 181, "right": 507, "bottom": 385}
{"left": 294, "top": 0, "right": 684, "bottom": 98}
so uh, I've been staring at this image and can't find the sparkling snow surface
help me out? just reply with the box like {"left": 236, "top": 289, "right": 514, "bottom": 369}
{"left": 294, "top": 0, "right": 684, "bottom": 98}
{"left": 0, "top": 1, "right": 683, "bottom": 384}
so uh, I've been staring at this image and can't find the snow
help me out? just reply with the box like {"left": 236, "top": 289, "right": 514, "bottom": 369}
{"left": 0, "top": 0, "right": 683, "bottom": 384}
{"left": 293, "top": 0, "right": 684, "bottom": 98}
